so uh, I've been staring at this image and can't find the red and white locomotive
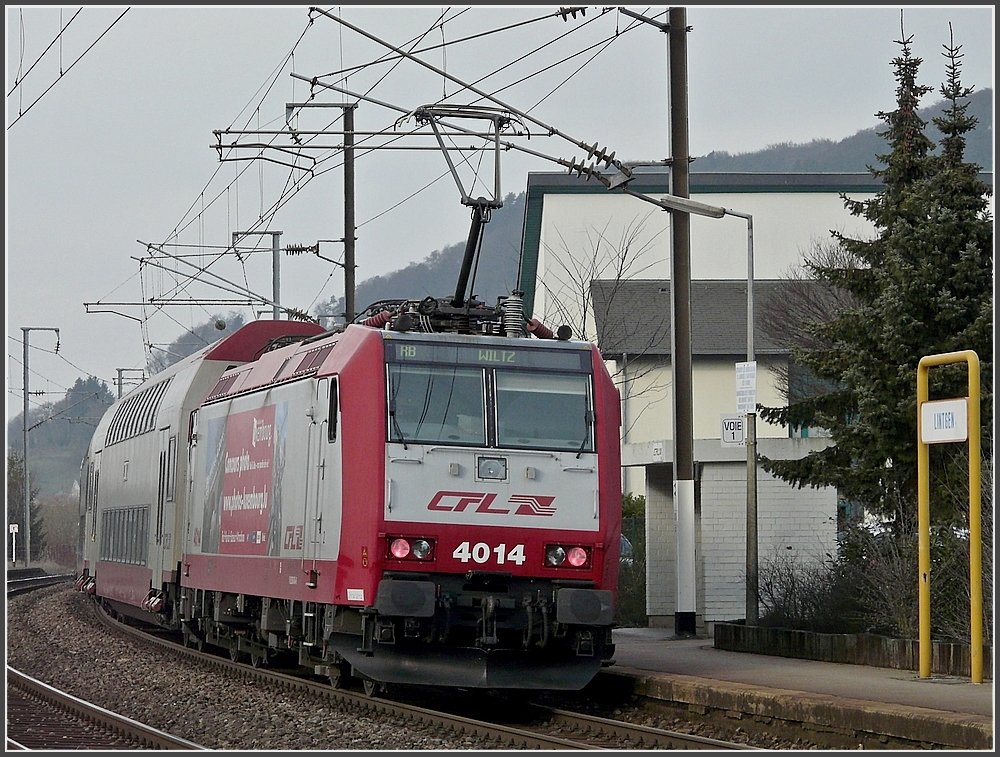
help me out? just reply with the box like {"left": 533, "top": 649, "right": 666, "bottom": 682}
{"left": 77, "top": 292, "right": 622, "bottom": 692}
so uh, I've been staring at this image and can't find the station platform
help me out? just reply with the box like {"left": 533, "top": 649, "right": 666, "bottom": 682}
{"left": 605, "top": 627, "right": 994, "bottom": 749}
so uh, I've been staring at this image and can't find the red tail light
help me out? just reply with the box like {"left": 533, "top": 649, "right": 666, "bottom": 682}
{"left": 544, "top": 544, "right": 592, "bottom": 568}
{"left": 387, "top": 536, "right": 435, "bottom": 561}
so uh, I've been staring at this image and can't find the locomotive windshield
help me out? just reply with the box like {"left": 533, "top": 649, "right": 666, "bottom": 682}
{"left": 495, "top": 371, "right": 592, "bottom": 452}
{"left": 388, "top": 364, "right": 486, "bottom": 445}
{"left": 385, "top": 339, "right": 594, "bottom": 453}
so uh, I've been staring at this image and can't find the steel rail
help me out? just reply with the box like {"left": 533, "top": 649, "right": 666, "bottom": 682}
{"left": 7, "top": 667, "right": 207, "bottom": 750}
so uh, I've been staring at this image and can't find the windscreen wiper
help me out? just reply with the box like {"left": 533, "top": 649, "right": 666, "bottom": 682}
{"left": 575, "top": 409, "right": 593, "bottom": 459}
{"left": 388, "top": 399, "right": 408, "bottom": 450}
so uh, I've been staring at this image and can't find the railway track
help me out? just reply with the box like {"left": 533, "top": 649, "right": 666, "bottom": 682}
{"left": 6, "top": 668, "right": 205, "bottom": 750}
{"left": 6, "top": 571, "right": 75, "bottom": 598}
{"left": 89, "top": 598, "right": 750, "bottom": 749}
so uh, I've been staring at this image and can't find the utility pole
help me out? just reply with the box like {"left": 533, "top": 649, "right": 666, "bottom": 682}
{"left": 616, "top": 4, "right": 697, "bottom": 636}
{"left": 343, "top": 104, "right": 357, "bottom": 322}
{"left": 667, "top": 6, "right": 697, "bottom": 637}
{"left": 21, "top": 326, "right": 60, "bottom": 567}
{"left": 232, "top": 231, "right": 282, "bottom": 318}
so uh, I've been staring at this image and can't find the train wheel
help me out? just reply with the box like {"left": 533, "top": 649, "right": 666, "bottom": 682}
{"left": 362, "top": 678, "right": 385, "bottom": 698}
{"left": 328, "top": 660, "right": 349, "bottom": 689}
{"left": 229, "top": 643, "right": 241, "bottom": 662}
{"left": 250, "top": 650, "right": 267, "bottom": 668}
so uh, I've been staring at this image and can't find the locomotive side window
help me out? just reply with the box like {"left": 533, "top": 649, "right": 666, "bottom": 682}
{"left": 495, "top": 371, "right": 594, "bottom": 453}
{"left": 387, "top": 364, "right": 486, "bottom": 446}
{"left": 328, "top": 378, "right": 339, "bottom": 443}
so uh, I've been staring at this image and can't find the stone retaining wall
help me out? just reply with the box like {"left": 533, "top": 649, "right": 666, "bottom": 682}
{"left": 714, "top": 622, "right": 993, "bottom": 680}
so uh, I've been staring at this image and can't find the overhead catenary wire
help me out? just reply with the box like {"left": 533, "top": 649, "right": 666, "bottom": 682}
{"left": 6, "top": 7, "right": 130, "bottom": 131}
{"left": 6, "top": 7, "right": 83, "bottom": 97}
{"left": 311, "top": 7, "right": 630, "bottom": 177}
{"left": 108, "top": 8, "right": 643, "bottom": 352}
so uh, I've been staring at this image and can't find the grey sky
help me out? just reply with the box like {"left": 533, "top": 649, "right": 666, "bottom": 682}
{"left": 5, "top": 5, "right": 995, "bottom": 421}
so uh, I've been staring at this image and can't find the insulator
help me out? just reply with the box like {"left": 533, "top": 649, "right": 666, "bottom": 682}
{"left": 502, "top": 293, "right": 525, "bottom": 338}
{"left": 526, "top": 318, "right": 556, "bottom": 340}
{"left": 360, "top": 310, "right": 393, "bottom": 329}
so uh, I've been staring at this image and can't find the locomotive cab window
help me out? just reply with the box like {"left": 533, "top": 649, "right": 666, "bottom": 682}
{"left": 387, "top": 364, "right": 486, "bottom": 446}
{"left": 495, "top": 371, "right": 593, "bottom": 453}
{"left": 389, "top": 364, "right": 486, "bottom": 446}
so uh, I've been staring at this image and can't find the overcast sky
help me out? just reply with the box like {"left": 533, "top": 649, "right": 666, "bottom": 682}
{"left": 6, "top": 4, "right": 995, "bottom": 422}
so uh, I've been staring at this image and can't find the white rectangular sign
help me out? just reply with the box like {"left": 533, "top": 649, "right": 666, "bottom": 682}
{"left": 921, "top": 398, "right": 968, "bottom": 444}
{"left": 721, "top": 414, "right": 746, "bottom": 446}
{"left": 8, "top": 523, "right": 18, "bottom": 534}
{"left": 736, "top": 361, "right": 757, "bottom": 414}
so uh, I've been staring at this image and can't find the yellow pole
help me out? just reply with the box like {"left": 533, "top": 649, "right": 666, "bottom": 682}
{"left": 916, "top": 350, "right": 982, "bottom": 683}
{"left": 966, "top": 353, "right": 982, "bottom": 684}
{"left": 916, "top": 359, "right": 932, "bottom": 679}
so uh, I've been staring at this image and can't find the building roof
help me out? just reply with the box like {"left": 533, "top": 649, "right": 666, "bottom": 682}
{"left": 590, "top": 278, "right": 833, "bottom": 358}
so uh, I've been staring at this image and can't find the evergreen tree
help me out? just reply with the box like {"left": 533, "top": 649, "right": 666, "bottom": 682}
{"left": 758, "top": 27, "right": 993, "bottom": 523}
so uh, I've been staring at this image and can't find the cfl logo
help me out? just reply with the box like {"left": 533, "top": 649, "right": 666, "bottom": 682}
{"left": 426, "top": 491, "right": 556, "bottom": 516}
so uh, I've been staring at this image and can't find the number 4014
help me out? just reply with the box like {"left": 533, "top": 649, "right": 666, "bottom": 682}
{"left": 452, "top": 541, "right": 526, "bottom": 566}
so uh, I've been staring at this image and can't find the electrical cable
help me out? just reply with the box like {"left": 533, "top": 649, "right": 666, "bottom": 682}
{"left": 6, "top": 7, "right": 83, "bottom": 97}
{"left": 6, "top": 8, "right": 129, "bottom": 131}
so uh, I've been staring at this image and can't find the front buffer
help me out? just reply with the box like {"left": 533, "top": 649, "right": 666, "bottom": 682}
{"left": 327, "top": 575, "right": 615, "bottom": 690}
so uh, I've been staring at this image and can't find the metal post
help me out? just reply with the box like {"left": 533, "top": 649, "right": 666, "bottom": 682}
{"left": 917, "top": 350, "right": 982, "bottom": 683}
{"left": 232, "top": 231, "right": 282, "bottom": 319}
{"left": 21, "top": 326, "right": 60, "bottom": 567}
{"left": 344, "top": 105, "right": 357, "bottom": 323}
{"left": 272, "top": 232, "right": 281, "bottom": 320}
{"left": 744, "top": 214, "right": 758, "bottom": 626}
{"left": 22, "top": 332, "right": 27, "bottom": 566}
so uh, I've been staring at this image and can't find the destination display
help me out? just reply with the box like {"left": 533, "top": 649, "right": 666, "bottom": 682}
{"left": 385, "top": 340, "right": 589, "bottom": 371}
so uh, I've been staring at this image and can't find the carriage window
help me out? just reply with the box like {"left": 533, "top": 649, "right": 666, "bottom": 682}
{"left": 387, "top": 364, "right": 485, "bottom": 446}
{"left": 495, "top": 371, "right": 593, "bottom": 453}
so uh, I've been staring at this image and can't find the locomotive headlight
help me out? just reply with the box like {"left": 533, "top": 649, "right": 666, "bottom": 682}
{"left": 566, "top": 546, "right": 589, "bottom": 567}
{"left": 411, "top": 539, "right": 433, "bottom": 560}
{"left": 545, "top": 545, "right": 567, "bottom": 566}
{"left": 477, "top": 455, "right": 508, "bottom": 481}
{"left": 390, "top": 538, "right": 411, "bottom": 558}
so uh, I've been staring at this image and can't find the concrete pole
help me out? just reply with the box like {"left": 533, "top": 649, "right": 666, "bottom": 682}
{"left": 668, "top": 6, "right": 697, "bottom": 637}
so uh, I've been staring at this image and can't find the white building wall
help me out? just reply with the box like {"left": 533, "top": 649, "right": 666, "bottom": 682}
{"left": 632, "top": 437, "right": 838, "bottom": 634}
{"left": 534, "top": 190, "right": 877, "bottom": 337}
{"left": 621, "top": 357, "right": 789, "bottom": 445}
{"left": 700, "top": 460, "right": 838, "bottom": 627}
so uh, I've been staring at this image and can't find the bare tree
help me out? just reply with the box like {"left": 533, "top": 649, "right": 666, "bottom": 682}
{"left": 531, "top": 212, "right": 673, "bottom": 439}
{"left": 757, "top": 235, "right": 862, "bottom": 401}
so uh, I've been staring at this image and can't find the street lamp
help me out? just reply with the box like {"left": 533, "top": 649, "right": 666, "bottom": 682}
{"left": 630, "top": 191, "right": 759, "bottom": 626}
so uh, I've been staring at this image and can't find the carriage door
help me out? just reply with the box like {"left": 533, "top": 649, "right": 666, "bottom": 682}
{"left": 151, "top": 427, "right": 171, "bottom": 584}
{"left": 304, "top": 378, "right": 329, "bottom": 565}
